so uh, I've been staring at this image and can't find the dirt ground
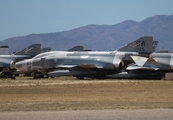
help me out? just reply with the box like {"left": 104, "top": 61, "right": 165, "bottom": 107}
{"left": 0, "top": 76, "right": 173, "bottom": 111}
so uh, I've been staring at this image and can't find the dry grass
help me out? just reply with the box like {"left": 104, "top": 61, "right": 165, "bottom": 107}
{"left": 0, "top": 76, "right": 173, "bottom": 111}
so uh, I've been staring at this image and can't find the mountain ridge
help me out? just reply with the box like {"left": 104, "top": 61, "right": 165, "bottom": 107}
{"left": 1, "top": 14, "right": 173, "bottom": 53}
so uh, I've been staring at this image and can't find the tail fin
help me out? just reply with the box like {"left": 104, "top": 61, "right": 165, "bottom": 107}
{"left": 41, "top": 47, "right": 51, "bottom": 53}
{"left": 0, "top": 46, "right": 9, "bottom": 55}
{"left": 68, "top": 46, "right": 84, "bottom": 51}
{"left": 14, "top": 44, "right": 41, "bottom": 56}
{"left": 117, "top": 36, "right": 158, "bottom": 53}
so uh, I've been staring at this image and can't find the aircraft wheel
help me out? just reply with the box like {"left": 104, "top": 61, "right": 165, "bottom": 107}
{"left": 33, "top": 75, "right": 38, "bottom": 79}
{"left": 90, "top": 75, "right": 95, "bottom": 79}
{"left": 44, "top": 74, "right": 49, "bottom": 78}
{"left": 11, "top": 75, "right": 16, "bottom": 80}
{"left": 50, "top": 75, "right": 54, "bottom": 78}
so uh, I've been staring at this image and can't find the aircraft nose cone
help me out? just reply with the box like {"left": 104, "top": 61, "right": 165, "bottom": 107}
{"left": 15, "top": 61, "right": 27, "bottom": 71}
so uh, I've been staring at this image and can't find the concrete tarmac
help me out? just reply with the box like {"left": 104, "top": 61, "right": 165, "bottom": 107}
{"left": 0, "top": 109, "right": 173, "bottom": 120}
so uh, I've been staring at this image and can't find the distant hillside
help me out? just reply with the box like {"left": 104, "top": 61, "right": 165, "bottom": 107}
{"left": 0, "top": 14, "right": 173, "bottom": 53}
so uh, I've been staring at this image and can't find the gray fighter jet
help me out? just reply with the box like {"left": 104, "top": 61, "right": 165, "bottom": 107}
{"left": 0, "top": 44, "right": 41, "bottom": 78}
{"left": 14, "top": 36, "right": 156, "bottom": 79}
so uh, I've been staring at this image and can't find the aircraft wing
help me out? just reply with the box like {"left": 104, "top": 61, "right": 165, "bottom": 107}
{"left": 131, "top": 56, "right": 160, "bottom": 67}
{"left": 127, "top": 56, "right": 160, "bottom": 71}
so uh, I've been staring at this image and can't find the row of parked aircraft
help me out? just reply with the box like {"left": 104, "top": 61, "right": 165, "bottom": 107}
{"left": 0, "top": 36, "right": 172, "bottom": 80}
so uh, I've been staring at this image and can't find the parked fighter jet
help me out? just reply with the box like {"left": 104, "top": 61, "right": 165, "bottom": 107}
{"left": 125, "top": 52, "right": 173, "bottom": 79}
{"left": 12, "top": 45, "right": 87, "bottom": 78}
{"left": 48, "top": 36, "right": 158, "bottom": 79}
{"left": 14, "top": 36, "right": 156, "bottom": 79}
{"left": 0, "top": 44, "right": 41, "bottom": 79}
{"left": 15, "top": 51, "right": 138, "bottom": 79}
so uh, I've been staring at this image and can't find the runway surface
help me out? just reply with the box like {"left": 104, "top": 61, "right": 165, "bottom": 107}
{"left": 1, "top": 109, "right": 173, "bottom": 120}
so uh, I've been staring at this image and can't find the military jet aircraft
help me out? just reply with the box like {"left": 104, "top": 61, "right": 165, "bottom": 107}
{"left": 14, "top": 36, "right": 156, "bottom": 79}
{"left": 0, "top": 44, "right": 41, "bottom": 79}
{"left": 48, "top": 36, "right": 158, "bottom": 79}
{"left": 125, "top": 52, "right": 173, "bottom": 79}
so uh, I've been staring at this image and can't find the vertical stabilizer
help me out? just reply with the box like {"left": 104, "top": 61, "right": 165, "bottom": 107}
{"left": 41, "top": 47, "right": 51, "bottom": 53}
{"left": 14, "top": 44, "right": 41, "bottom": 56}
{"left": 68, "top": 46, "right": 84, "bottom": 51}
{"left": 118, "top": 36, "right": 156, "bottom": 53}
{"left": 0, "top": 46, "right": 9, "bottom": 55}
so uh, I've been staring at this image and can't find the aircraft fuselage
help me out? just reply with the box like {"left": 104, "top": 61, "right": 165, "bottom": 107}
{"left": 15, "top": 51, "right": 138, "bottom": 73}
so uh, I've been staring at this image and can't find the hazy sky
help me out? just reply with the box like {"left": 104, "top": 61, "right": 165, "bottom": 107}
{"left": 0, "top": 0, "right": 173, "bottom": 41}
